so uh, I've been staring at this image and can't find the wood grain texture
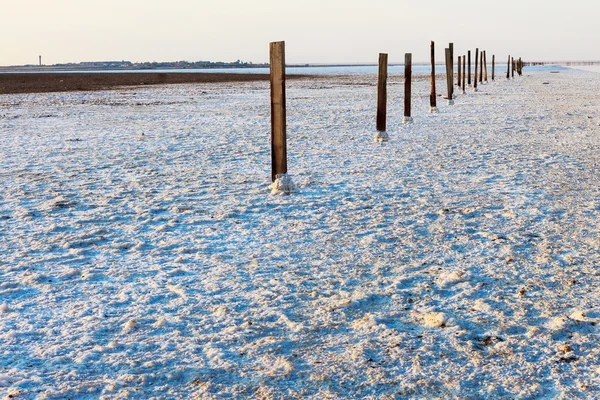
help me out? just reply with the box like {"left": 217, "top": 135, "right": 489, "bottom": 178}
{"left": 512, "top": 57, "right": 515, "bottom": 78}
{"left": 457, "top": 55, "right": 462, "bottom": 88}
{"left": 430, "top": 42, "right": 436, "bottom": 108}
{"left": 462, "top": 55, "right": 466, "bottom": 91}
{"left": 445, "top": 48, "right": 453, "bottom": 99}
{"left": 449, "top": 43, "right": 454, "bottom": 98}
{"left": 468, "top": 50, "right": 472, "bottom": 85}
{"left": 479, "top": 51, "right": 484, "bottom": 83}
{"left": 474, "top": 48, "right": 479, "bottom": 88}
{"left": 377, "top": 53, "right": 388, "bottom": 132}
{"left": 270, "top": 41, "right": 287, "bottom": 182}
{"left": 404, "top": 53, "right": 412, "bottom": 117}
{"left": 483, "top": 51, "right": 488, "bottom": 82}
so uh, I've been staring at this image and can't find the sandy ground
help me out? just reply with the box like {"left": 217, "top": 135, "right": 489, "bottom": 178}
{"left": 1, "top": 68, "right": 600, "bottom": 399}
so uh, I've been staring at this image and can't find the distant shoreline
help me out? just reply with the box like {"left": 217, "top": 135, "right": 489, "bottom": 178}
{"left": 1, "top": 61, "right": 598, "bottom": 74}
{"left": 0, "top": 72, "right": 310, "bottom": 95}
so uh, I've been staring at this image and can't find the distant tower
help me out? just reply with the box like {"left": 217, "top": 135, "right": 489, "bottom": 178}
{"left": 39, "top": 55, "right": 42, "bottom": 66}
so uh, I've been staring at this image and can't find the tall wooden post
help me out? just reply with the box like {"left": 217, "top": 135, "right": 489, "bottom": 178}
{"left": 474, "top": 48, "right": 479, "bottom": 90}
{"left": 270, "top": 41, "right": 287, "bottom": 183}
{"left": 479, "top": 51, "right": 483, "bottom": 83}
{"left": 445, "top": 48, "right": 454, "bottom": 104}
{"left": 518, "top": 57, "right": 523, "bottom": 75}
{"left": 492, "top": 54, "right": 495, "bottom": 81}
{"left": 376, "top": 53, "right": 388, "bottom": 134}
{"left": 456, "top": 56, "right": 462, "bottom": 88}
{"left": 462, "top": 55, "right": 466, "bottom": 93}
{"left": 483, "top": 51, "right": 488, "bottom": 83}
{"left": 468, "top": 50, "right": 471, "bottom": 86}
{"left": 511, "top": 57, "right": 515, "bottom": 78}
{"left": 430, "top": 42, "right": 437, "bottom": 112}
{"left": 449, "top": 43, "right": 454, "bottom": 98}
{"left": 507, "top": 55, "right": 510, "bottom": 79}
{"left": 403, "top": 53, "right": 413, "bottom": 124}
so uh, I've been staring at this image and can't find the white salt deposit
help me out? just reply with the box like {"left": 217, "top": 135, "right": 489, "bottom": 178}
{"left": 2, "top": 67, "right": 600, "bottom": 398}
{"left": 373, "top": 130, "right": 389, "bottom": 142}
{"left": 268, "top": 173, "right": 295, "bottom": 194}
{"left": 422, "top": 312, "right": 448, "bottom": 328}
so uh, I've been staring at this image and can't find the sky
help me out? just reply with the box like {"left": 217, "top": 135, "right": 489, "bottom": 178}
{"left": 2, "top": 0, "right": 599, "bottom": 66}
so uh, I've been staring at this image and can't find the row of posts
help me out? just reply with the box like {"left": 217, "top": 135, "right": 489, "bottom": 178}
{"left": 268, "top": 40, "right": 524, "bottom": 193}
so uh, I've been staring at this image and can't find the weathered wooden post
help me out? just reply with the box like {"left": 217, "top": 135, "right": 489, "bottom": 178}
{"left": 483, "top": 51, "right": 488, "bottom": 83}
{"left": 511, "top": 57, "right": 515, "bottom": 78}
{"left": 462, "top": 55, "right": 466, "bottom": 93}
{"left": 456, "top": 56, "right": 462, "bottom": 88}
{"left": 518, "top": 57, "right": 523, "bottom": 75}
{"left": 474, "top": 48, "right": 479, "bottom": 91}
{"left": 445, "top": 48, "right": 454, "bottom": 105}
{"left": 403, "top": 53, "right": 413, "bottom": 124}
{"left": 468, "top": 50, "right": 472, "bottom": 86}
{"left": 375, "top": 53, "right": 389, "bottom": 141}
{"left": 492, "top": 54, "right": 495, "bottom": 81}
{"left": 269, "top": 41, "right": 294, "bottom": 193}
{"left": 449, "top": 42, "right": 454, "bottom": 99}
{"left": 479, "top": 51, "right": 483, "bottom": 84}
{"left": 430, "top": 41, "right": 437, "bottom": 112}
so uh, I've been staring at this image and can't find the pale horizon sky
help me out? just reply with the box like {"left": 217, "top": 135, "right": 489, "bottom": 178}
{"left": 2, "top": 0, "right": 599, "bottom": 66}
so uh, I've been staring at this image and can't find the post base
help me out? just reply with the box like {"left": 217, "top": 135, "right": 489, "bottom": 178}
{"left": 269, "top": 173, "right": 295, "bottom": 194}
{"left": 374, "top": 130, "right": 389, "bottom": 142}
{"left": 402, "top": 116, "right": 413, "bottom": 124}
{"left": 429, "top": 107, "right": 438, "bottom": 113}
{"left": 462, "top": 90, "right": 466, "bottom": 95}
{"left": 447, "top": 100, "right": 455, "bottom": 105}
{"left": 473, "top": 87, "right": 478, "bottom": 92}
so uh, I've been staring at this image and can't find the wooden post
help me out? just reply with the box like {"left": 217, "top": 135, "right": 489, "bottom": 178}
{"left": 492, "top": 54, "right": 495, "bottom": 81}
{"left": 462, "top": 55, "right": 466, "bottom": 93}
{"left": 456, "top": 56, "right": 462, "bottom": 88}
{"left": 479, "top": 51, "right": 483, "bottom": 83}
{"left": 468, "top": 50, "right": 471, "bottom": 86}
{"left": 519, "top": 57, "right": 523, "bottom": 75}
{"left": 270, "top": 41, "right": 287, "bottom": 183}
{"left": 449, "top": 42, "right": 454, "bottom": 98}
{"left": 474, "top": 48, "right": 479, "bottom": 90}
{"left": 445, "top": 48, "right": 454, "bottom": 104}
{"left": 430, "top": 41, "right": 437, "bottom": 112}
{"left": 483, "top": 51, "right": 488, "bottom": 83}
{"left": 403, "top": 53, "right": 413, "bottom": 123}
{"left": 376, "top": 53, "right": 388, "bottom": 133}
{"left": 507, "top": 55, "right": 510, "bottom": 79}
{"left": 511, "top": 57, "right": 515, "bottom": 78}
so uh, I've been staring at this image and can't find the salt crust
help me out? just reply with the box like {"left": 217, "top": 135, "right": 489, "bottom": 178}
{"left": 373, "top": 130, "right": 389, "bottom": 142}
{"left": 268, "top": 173, "right": 295, "bottom": 194}
{"left": 2, "top": 68, "right": 600, "bottom": 398}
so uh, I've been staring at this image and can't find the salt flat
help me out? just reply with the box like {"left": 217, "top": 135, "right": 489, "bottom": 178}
{"left": 1, "top": 68, "right": 600, "bottom": 399}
